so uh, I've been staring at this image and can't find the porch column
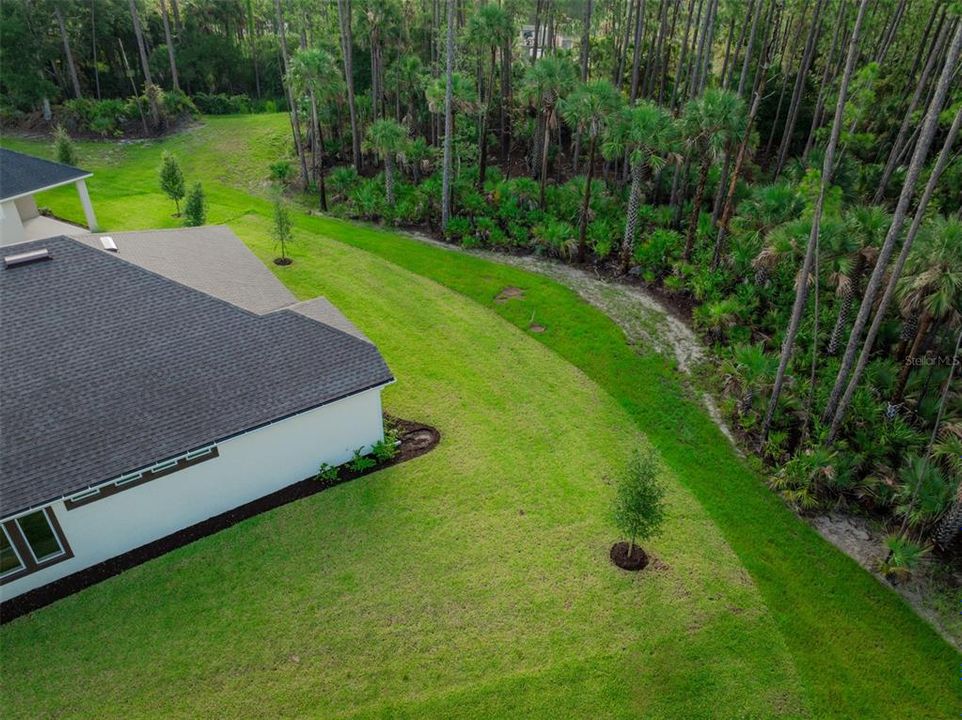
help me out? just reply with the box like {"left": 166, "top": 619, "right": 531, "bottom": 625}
{"left": 75, "top": 179, "right": 98, "bottom": 231}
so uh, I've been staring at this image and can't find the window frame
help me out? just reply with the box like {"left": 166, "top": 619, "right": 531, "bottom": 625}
{"left": 0, "top": 507, "right": 73, "bottom": 586}
{"left": 0, "top": 524, "right": 25, "bottom": 579}
{"left": 15, "top": 510, "right": 67, "bottom": 564}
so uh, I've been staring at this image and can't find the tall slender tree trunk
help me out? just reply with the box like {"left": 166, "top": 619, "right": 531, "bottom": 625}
{"left": 337, "top": 0, "right": 362, "bottom": 172}
{"left": 128, "top": 0, "right": 159, "bottom": 128}
{"left": 501, "top": 34, "right": 512, "bottom": 163}
{"left": 90, "top": 0, "right": 101, "bottom": 99}
{"left": 735, "top": 0, "right": 763, "bottom": 97}
{"left": 247, "top": 0, "right": 261, "bottom": 98}
{"left": 629, "top": 0, "right": 646, "bottom": 101}
{"left": 804, "top": 0, "right": 847, "bottom": 159}
{"left": 872, "top": 13, "right": 951, "bottom": 203}
{"left": 478, "top": 48, "right": 496, "bottom": 190}
{"left": 577, "top": 135, "right": 598, "bottom": 263}
{"left": 539, "top": 104, "right": 553, "bottom": 209}
{"left": 774, "top": 0, "right": 825, "bottom": 177}
{"left": 933, "top": 330, "right": 962, "bottom": 548}
{"left": 573, "top": 0, "right": 593, "bottom": 171}
{"left": 441, "top": 0, "right": 455, "bottom": 230}
{"left": 670, "top": 0, "right": 696, "bottom": 109}
{"left": 892, "top": 312, "right": 933, "bottom": 405}
{"left": 55, "top": 5, "right": 82, "bottom": 99}
{"left": 275, "top": 0, "right": 309, "bottom": 187}
{"left": 159, "top": 0, "right": 180, "bottom": 91}
{"left": 825, "top": 102, "right": 962, "bottom": 441}
{"left": 309, "top": 91, "right": 328, "bottom": 211}
{"left": 761, "top": 0, "right": 871, "bottom": 441}
{"left": 683, "top": 154, "right": 710, "bottom": 261}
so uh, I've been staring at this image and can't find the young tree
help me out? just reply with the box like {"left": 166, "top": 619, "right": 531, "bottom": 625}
{"left": 603, "top": 101, "right": 676, "bottom": 273}
{"left": 364, "top": 119, "right": 407, "bottom": 206}
{"left": 560, "top": 79, "right": 622, "bottom": 263}
{"left": 182, "top": 181, "right": 206, "bottom": 227}
{"left": 159, "top": 151, "right": 186, "bottom": 215}
{"left": 53, "top": 125, "right": 77, "bottom": 167}
{"left": 612, "top": 447, "right": 667, "bottom": 565}
{"left": 272, "top": 195, "right": 293, "bottom": 264}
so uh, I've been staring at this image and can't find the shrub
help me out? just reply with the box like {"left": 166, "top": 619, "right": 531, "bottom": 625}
{"left": 316, "top": 463, "right": 340, "bottom": 483}
{"left": 329, "top": 166, "right": 359, "bottom": 201}
{"left": 269, "top": 160, "right": 293, "bottom": 185}
{"left": 612, "top": 448, "right": 667, "bottom": 554}
{"left": 348, "top": 447, "right": 376, "bottom": 473}
{"left": 159, "top": 151, "right": 186, "bottom": 215}
{"left": 182, "top": 182, "right": 206, "bottom": 226}
{"left": 444, "top": 216, "right": 471, "bottom": 241}
{"left": 192, "top": 92, "right": 252, "bottom": 115}
{"left": 371, "top": 438, "right": 398, "bottom": 463}
{"left": 634, "top": 228, "right": 683, "bottom": 278}
{"left": 61, "top": 98, "right": 128, "bottom": 136}
{"left": 53, "top": 125, "right": 77, "bottom": 166}
{"left": 879, "top": 535, "right": 930, "bottom": 582}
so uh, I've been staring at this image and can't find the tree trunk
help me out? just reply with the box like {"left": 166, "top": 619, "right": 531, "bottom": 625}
{"left": 761, "top": 0, "right": 871, "bottom": 441}
{"left": 478, "top": 47, "right": 496, "bottom": 190}
{"left": 824, "top": 24, "right": 962, "bottom": 440}
{"left": 620, "top": 159, "right": 645, "bottom": 273}
{"left": 275, "top": 0, "right": 309, "bottom": 188}
{"left": 90, "top": 0, "right": 101, "bottom": 99}
{"left": 55, "top": 5, "right": 82, "bottom": 99}
{"left": 803, "top": 0, "right": 847, "bottom": 160}
{"left": 670, "top": 0, "right": 697, "bottom": 109}
{"left": 441, "top": 0, "right": 455, "bottom": 230}
{"left": 539, "top": 106, "right": 553, "bottom": 209}
{"left": 159, "top": 0, "right": 180, "bottom": 91}
{"left": 128, "top": 0, "right": 160, "bottom": 128}
{"left": 337, "top": 0, "right": 362, "bottom": 172}
{"left": 736, "top": 0, "right": 763, "bottom": 97}
{"left": 577, "top": 135, "right": 598, "bottom": 263}
{"left": 384, "top": 152, "right": 395, "bottom": 205}
{"left": 774, "top": 0, "right": 825, "bottom": 177}
{"left": 683, "top": 154, "right": 711, "bottom": 261}
{"left": 629, "top": 0, "right": 646, "bottom": 101}
{"left": 872, "top": 12, "right": 950, "bottom": 203}
{"left": 892, "top": 312, "right": 932, "bottom": 405}
{"left": 247, "top": 0, "right": 261, "bottom": 98}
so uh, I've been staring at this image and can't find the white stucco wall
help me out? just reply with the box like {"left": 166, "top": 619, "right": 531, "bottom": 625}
{"left": 1, "top": 387, "right": 385, "bottom": 600}
{"left": 0, "top": 200, "right": 26, "bottom": 246}
{"left": 14, "top": 195, "right": 39, "bottom": 221}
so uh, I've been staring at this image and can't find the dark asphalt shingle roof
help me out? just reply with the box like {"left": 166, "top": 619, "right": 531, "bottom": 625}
{"left": 0, "top": 149, "right": 91, "bottom": 201}
{"left": 0, "top": 237, "right": 393, "bottom": 517}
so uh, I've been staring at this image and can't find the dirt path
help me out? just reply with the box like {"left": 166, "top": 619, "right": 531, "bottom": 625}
{"left": 403, "top": 231, "right": 960, "bottom": 649}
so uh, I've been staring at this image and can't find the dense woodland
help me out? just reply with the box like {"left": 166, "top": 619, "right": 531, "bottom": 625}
{"left": 2, "top": 0, "right": 961, "bottom": 572}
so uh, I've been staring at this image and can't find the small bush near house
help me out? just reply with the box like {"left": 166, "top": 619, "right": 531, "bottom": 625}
{"left": 348, "top": 448, "right": 376, "bottom": 473}
{"left": 316, "top": 463, "right": 340, "bottom": 483}
{"left": 182, "top": 182, "right": 206, "bottom": 226}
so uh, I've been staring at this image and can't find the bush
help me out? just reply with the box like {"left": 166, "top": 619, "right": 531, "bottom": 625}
{"left": 348, "top": 447, "right": 376, "bottom": 473}
{"left": 183, "top": 182, "right": 206, "bottom": 226}
{"left": 316, "top": 463, "right": 340, "bottom": 483}
{"left": 444, "top": 216, "right": 471, "bottom": 242}
{"left": 61, "top": 98, "right": 128, "bottom": 136}
{"left": 53, "top": 125, "right": 77, "bottom": 166}
{"left": 269, "top": 160, "right": 293, "bottom": 184}
{"left": 613, "top": 447, "right": 667, "bottom": 553}
{"left": 329, "top": 166, "right": 359, "bottom": 201}
{"left": 634, "top": 228, "right": 682, "bottom": 278}
{"left": 371, "top": 437, "right": 398, "bottom": 463}
{"left": 192, "top": 92, "right": 252, "bottom": 115}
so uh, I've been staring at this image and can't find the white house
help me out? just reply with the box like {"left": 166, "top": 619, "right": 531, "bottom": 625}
{"left": 0, "top": 230, "right": 393, "bottom": 601}
{"left": 0, "top": 149, "right": 98, "bottom": 245}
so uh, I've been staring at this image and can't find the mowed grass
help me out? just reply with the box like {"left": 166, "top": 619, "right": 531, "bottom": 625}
{"left": 0, "top": 218, "right": 804, "bottom": 718}
{"left": 3, "top": 116, "right": 960, "bottom": 718}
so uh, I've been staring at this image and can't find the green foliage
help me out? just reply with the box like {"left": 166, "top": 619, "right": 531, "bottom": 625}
{"left": 348, "top": 447, "right": 376, "bottom": 473}
{"left": 192, "top": 93, "right": 253, "bottom": 115}
{"left": 52, "top": 125, "right": 76, "bottom": 166}
{"left": 315, "top": 463, "right": 340, "bottom": 483}
{"left": 612, "top": 448, "right": 667, "bottom": 549}
{"left": 371, "top": 437, "right": 398, "bottom": 463}
{"left": 182, "top": 182, "right": 206, "bottom": 226}
{"left": 272, "top": 195, "right": 293, "bottom": 260}
{"left": 159, "top": 152, "right": 185, "bottom": 214}
{"left": 879, "top": 535, "right": 930, "bottom": 582}
{"left": 269, "top": 160, "right": 293, "bottom": 184}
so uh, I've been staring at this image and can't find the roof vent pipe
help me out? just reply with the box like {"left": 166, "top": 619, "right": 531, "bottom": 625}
{"left": 3, "top": 249, "right": 51, "bottom": 268}
{"left": 100, "top": 236, "right": 118, "bottom": 252}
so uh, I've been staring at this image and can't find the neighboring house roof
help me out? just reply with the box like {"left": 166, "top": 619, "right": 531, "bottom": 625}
{"left": 0, "top": 149, "right": 91, "bottom": 202}
{"left": 75, "top": 227, "right": 370, "bottom": 341}
{"left": 0, "top": 236, "right": 393, "bottom": 517}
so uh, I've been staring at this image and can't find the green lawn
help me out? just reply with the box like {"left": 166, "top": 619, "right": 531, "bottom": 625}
{"left": 1, "top": 116, "right": 959, "bottom": 718}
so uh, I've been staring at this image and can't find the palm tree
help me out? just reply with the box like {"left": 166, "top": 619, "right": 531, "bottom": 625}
{"left": 426, "top": 73, "right": 478, "bottom": 183}
{"left": 892, "top": 216, "right": 962, "bottom": 404}
{"left": 521, "top": 56, "right": 578, "bottom": 210}
{"left": 560, "top": 79, "right": 622, "bottom": 263}
{"left": 364, "top": 119, "right": 407, "bottom": 205}
{"left": 289, "top": 47, "right": 343, "bottom": 211}
{"left": 602, "top": 101, "right": 676, "bottom": 273}
{"left": 680, "top": 88, "right": 746, "bottom": 261}
{"left": 824, "top": 207, "right": 886, "bottom": 355}
{"left": 441, "top": 0, "right": 455, "bottom": 231}
{"left": 723, "top": 342, "right": 778, "bottom": 418}
{"left": 467, "top": 5, "right": 512, "bottom": 189}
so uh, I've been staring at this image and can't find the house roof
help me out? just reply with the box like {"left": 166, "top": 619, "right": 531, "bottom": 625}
{"left": 0, "top": 236, "right": 393, "bottom": 518}
{"left": 0, "top": 149, "right": 91, "bottom": 202}
{"left": 75, "top": 227, "right": 371, "bottom": 341}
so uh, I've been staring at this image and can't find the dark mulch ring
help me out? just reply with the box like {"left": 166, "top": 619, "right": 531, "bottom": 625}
{"left": 274, "top": 257, "right": 293, "bottom": 265}
{"left": 610, "top": 541, "right": 649, "bottom": 571}
{"left": 0, "top": 415, "right": 439, "bottom": 624}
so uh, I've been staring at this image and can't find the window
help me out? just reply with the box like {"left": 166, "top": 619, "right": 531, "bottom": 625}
{"left": 16, "top": 510, "right": 65, "bottom": 562}
{"left": 0, "top": 527, "right": 23, "bottom": 577}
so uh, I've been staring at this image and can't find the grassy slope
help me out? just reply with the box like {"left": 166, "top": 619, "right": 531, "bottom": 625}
{"left": 3, "top": 116, "right": 960, "bottom": 717}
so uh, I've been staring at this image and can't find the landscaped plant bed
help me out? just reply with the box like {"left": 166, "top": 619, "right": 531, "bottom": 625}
{"left": 0, "top": 416, "right": 439, "bottom": 624}
{"left": 610, "top": 542, "right": 649, "bottom": 572}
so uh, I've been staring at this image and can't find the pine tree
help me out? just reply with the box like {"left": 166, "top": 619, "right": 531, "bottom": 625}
{"left": 182, "top": 182, "right": 206, "bottom": 227}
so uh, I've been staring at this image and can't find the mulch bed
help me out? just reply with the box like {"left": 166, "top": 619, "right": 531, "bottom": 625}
{"left": 0, "top": 416, "right": 439, "bottom": 624}
{"left": 610, "top": 541, "right": 649, "bottom": 571}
